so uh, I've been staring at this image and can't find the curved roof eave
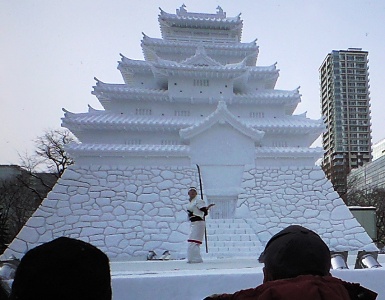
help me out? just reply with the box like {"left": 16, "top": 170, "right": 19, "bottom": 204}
{"left": 118, "top": 55, "right": 153, "bottom": 73}
{"left": 254, "top": 147, "right": 323, "bottom": 161}
{"left": 65, "top": 143, "right": 191, "bottom": 157}
{"left": 141, "top": 35, "right": 258, "bottom": 50}
{"left": 180, "top": 101, "right": 264, "bottom": 141}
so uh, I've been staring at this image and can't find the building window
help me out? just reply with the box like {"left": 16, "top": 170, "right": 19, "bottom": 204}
{"left": 125, "top": 139, "right": 141, "bottom": 145}
{"left": 174, "top": 110, "right": 190, "bottom": 117}
{"left": 272, "top": 141, "right": 287, "bottom": 147}
{"left": 135, "top": 108, "right": 152, "bottom": 115}
{"left": 193, "top": 79, "right": 209, "bottom": 86}
{"left": 161, "top": 140, "right": 178, "bottom": 145}
{"left": 250, "top": 112, "right": 264, "bottom": 118}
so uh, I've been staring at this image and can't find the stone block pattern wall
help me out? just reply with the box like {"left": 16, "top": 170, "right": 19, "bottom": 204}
{"left": 2, "top": 165, "right": 198, "bottom": 260}
{"left": 1, "top": 164, "right": 377, "bottom": 261}
{"left": 238, "top": 165, "right": 377, "bottom": 252}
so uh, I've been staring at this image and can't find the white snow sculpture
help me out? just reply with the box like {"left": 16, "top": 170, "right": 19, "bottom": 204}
{"left": 1, "top": 6, "right": 377, "bottom": 261}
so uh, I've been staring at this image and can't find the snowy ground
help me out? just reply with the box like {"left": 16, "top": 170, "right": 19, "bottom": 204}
{"left": 111, "top": 255, "right": 385, "bottom": 300}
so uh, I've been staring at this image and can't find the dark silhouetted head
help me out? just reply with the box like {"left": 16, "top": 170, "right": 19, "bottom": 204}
{"left": 10, "top": 237, "right": 111, "bottom": 300}
{"left": 259, "top": 225, "right": 331, "bottom": 281}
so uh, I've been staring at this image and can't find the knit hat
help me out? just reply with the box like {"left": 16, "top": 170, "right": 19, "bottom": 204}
{"left": 10, "top": 237, "right": 111, "bottom": 300}
{"left": 259, "top": 225, "right": 331, "bottom": 280}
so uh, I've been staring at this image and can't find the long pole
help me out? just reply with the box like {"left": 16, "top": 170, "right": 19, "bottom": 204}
{"left": 196, "top": 164, "right": 209, "bottom": 253}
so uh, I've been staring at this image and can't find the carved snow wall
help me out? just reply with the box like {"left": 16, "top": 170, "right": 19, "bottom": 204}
{"left": 1, "top": 164, "right": 377, "bottom": 260}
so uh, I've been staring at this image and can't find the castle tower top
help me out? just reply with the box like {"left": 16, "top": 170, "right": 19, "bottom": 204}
{"left": 159, "top": 5, "right": 243, "bottom": 43}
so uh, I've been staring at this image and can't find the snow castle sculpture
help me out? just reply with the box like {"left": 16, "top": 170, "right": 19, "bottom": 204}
{"left": 1, "top": 6, "right": 377, "bottom": 261}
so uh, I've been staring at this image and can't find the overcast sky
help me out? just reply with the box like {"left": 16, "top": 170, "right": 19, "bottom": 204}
{"left": 1, "top": 0, "right": 384, "bottom": 165}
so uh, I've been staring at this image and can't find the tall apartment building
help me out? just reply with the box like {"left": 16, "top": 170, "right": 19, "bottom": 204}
{"left": 320, "top": 48, "right": 372, "bottom": 199}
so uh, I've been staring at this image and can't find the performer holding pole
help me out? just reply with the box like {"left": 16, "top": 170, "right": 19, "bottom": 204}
{"left": 186, "top": 184, "right": 214, "bottom": 263}
{"left": 197, "top": 164, "right": 209, "bottom": 254}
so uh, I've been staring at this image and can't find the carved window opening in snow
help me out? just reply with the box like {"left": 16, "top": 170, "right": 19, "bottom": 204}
{"left": 125, "top": 139, "right": 141, "bottom": 145}
{"left": 161, "top": 140, "right": 178, "bottom": 145}
{"left": 135, "top": 108, "right": 152, "bottom": 115}
{"left": 174, "top": 110, "right": 190, "bottom": 117}
{"left": 273, "top": 141, "right": 287, "bottom": 147}
{"left": 249, "top": 112, "right": 264, "bottom": 118}
{"left": 193, "top": 79, "right": 209, "bottom": 87}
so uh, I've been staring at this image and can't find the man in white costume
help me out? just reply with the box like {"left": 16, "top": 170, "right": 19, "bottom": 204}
{"left": 186, "top": 187, "right": 214, "bottom": 263}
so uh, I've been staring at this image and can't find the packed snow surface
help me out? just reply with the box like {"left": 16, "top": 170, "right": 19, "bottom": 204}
{"left": 110, "top": 256, "right": 385, "bottom": 300}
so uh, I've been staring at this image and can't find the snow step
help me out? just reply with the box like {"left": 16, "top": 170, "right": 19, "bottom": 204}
{"left": 203, "top": 219, "right": 265, "bottom": 258}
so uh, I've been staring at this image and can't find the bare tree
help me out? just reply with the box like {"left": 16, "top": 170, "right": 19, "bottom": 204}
{"left": 18, "top": 128, "right": 76, "bottom": 201}
{"left": 19, "top": 128, "right": 76, "bottom": 178}
{"left": 0, "top": 207, "right": 9, "bottom": 253}
{"left": 0, "top": 177, "right": 39, "bottom": 251}
{"left": 1, "top": 129, "right": 76, "bottom": 252}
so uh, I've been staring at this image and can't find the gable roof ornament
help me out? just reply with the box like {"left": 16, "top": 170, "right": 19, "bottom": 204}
{"left": 181, "top": 45, "right": 222, "bottom": 67}
{"left": 216, "top": 6, "right": 224, "bottom": 17}
{"left": 61, "top": 108, "right": 74, "bottom": 117}
{"left": 93, "top": 77, "right": 103, "bottom": 84}
{"left": 175, "top": 4, "right": 227, "bottom": 19}
{"left": 179, "top": 4, "right": 187, "bottom": 13}
{"left": 180, "top": 100, "right": 264, "bottom": 141}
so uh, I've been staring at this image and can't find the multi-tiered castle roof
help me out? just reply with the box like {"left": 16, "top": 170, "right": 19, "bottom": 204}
{"left": 62, "top": 5, "right": 324, "bottom": 165}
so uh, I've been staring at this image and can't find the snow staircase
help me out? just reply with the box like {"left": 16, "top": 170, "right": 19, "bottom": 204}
{"left": 202, "top": 219, "right": 264, "bottom": 259}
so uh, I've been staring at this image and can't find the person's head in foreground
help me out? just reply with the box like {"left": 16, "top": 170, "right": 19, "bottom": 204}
{"left": 259, "top": 224, "right": 331, "bottom": 282}
{"left": 10, "top": 237, "right": 111, "bottom": 300}
{"left": 204, "top": 225, "right": 377, "bottom": 300}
